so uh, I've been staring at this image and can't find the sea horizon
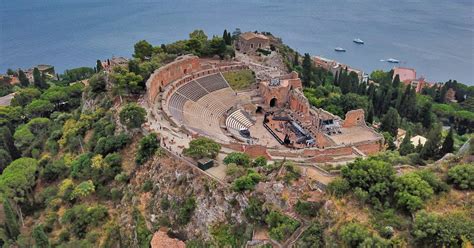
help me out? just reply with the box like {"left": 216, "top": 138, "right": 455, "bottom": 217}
{"left": 1, "top": 0, "right": 473, "bottom": 85}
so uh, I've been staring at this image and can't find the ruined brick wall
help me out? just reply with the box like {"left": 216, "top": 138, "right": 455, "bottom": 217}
{"left": 354, "top": 140, "right": 383, "bottom": 155}
{"left": 342, "top": 109, "right": 366, "bottom": 128}
{"left": 147, "top": 55, "right": 201, "bottom": 103}
{"left": 259, "top": 82, "right": 290, "bottom": 108}
{"left": 289, "top": 89, "right": 309, "bottom": 115}
{"left": 243, "top": 145, "right": 271, "bottom": 160}
{"left": 288, "top": 78, "right": 302, "bottom": 89}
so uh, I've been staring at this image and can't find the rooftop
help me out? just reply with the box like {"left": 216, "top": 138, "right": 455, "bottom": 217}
{"left": 240, "top": 32, "right": 269, "bottom": 41}
{"left": 393, "top": 67, "right": 417, "bottom": 82}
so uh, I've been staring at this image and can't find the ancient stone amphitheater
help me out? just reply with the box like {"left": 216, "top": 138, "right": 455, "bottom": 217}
{"left": 146, "top": 55, "right": 384, "bottom": 163}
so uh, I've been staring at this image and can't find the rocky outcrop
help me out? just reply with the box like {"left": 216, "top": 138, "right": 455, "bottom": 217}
{"left": 120, "top": 155, "right": 249, "bottom": 241}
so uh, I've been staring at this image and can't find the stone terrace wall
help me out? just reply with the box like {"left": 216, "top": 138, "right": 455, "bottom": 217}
{"left": 353, "top": 140, "right": 383, "bottom": 155}
{"left": 146, "top": 55, "right": 201, "bottom": 104}
{"left": 224, "top": 140, "right": 383, "bottom": 163}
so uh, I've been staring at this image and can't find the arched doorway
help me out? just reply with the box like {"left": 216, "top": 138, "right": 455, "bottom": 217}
{"left": 270, "top": 98, "right": 277, "bottom": 108}
{"left": 256, "top": 106, "right": 263, "bottom": 114}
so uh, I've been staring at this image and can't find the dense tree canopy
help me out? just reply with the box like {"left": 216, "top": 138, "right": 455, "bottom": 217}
{"left": 447, "top": 164, "right": 474, "bottom": 190}
{"left": 133, "top": 40, "right": 153, "bottom": 60}
{"left": 0, "top": 158, "right": 38, "bottom": 205}
{"left": 119, "top": 103, "right": 146, "bottom": 129}
{"left": 183, "top": 137, "right": 221, "bottom": 159}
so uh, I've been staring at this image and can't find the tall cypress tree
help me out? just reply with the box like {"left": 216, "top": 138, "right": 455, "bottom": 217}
{"left": 18, "top": 69, "right": 29, "bottom": 87}
{"left": 222, "top": 29, "right": 232, "bottom": 45}
{"left": 420, "top": 102, "right": 433, "bottom": 129}
{"left": 293, "top": 53, "right": 299, "bottom": 66}
{"left": 0, "top": 127, "right": 19, "bottom": 159}
{"left": 0, "top": 149, "right": 12, "bottom": 173}
{"left": 366, "top": 103, "right": 374, "bottom": 124}
{"left": 33, "top": 67, "right": 46, "bottom": 89}
{"left": 421, "top": 126, "right": 442, "bottom": 160}
{"left": 302, "top": 53, "right": 313, "bottom": 87}
{"left": 380, "top": 107, "right": 400, "bottom": 137}
{"left": 32, "top": 225, "right": 50, "bottom": 248}
{"left": 96, "top": 59, "right": 104, "bottom": 72}
{"left": 392, "top": 74, "right": 401, "bottom": 88}
{"left": 440, "top": 127, "right": 454, "bottom": 155}
{"left": 3, "top": 198, "right": 20, "bottom": 240}
{"left": 399, "top": 131, "right": 415, "bottom": 156}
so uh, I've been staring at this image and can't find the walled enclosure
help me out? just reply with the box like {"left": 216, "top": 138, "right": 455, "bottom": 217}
{"left": 146, "top": 55, "right": 384, "bottom": 164}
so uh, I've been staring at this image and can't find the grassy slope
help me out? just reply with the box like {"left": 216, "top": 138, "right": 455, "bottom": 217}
{"left": 223, "top": 70, "right": 255, "bottom": 91}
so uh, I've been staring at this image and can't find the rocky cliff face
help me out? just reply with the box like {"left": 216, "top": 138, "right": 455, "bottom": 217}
{"left": 119, "top": 155, "right": 249, "bottom": 242}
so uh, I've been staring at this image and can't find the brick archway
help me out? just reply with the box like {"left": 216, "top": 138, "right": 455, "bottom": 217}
{"left": 270, "top": 98, "right": 277, "bottom": 107}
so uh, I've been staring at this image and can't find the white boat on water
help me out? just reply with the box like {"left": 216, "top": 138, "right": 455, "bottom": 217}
{"left": 353, "top": 38, "right": 364, "bottom": 44}
{"left": 387, "top": 58, "right": 399, "bottom": 63}
{"left": 334, "top": 47, "right": 346, "bottom": 52}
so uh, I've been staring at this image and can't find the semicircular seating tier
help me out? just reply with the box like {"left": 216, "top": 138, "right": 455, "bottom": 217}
{"left": 166, "top": 72, "right": 238, "bottom": 142}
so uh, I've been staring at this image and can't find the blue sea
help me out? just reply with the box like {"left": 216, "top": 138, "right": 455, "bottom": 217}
{"left": 1, "top": 0, "right": 473, "bottom": 84}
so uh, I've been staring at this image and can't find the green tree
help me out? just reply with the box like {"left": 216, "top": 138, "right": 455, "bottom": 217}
{"left": 223, "top": 152, "right": 251, "bottom": 167}
{"left": 119, "top": 103, "right": 146, "bottom": 129}
{"left": 0, "top": 149, "right": 12, "bottom": 173}
{"left": 420, "top": 125, "right": 442, "bottom": 160}
{"left": 326, "top": 177, "right": 350, "bottom": 197}
{"left": 265, "top": 210, "right": 300, "bottom": 241}
{"left": 32, "top": 224, "right": 50, "bottom": 248}
{"left": 3, "top": 198, "right": 20, "bottom": 240}
{"left": 70, "top": 180, "right": 95, "bottom": 200}
{"left": 339, "top": 222, "right": 371, "bottom": 248}
{"left": 232, "top": 170, "right": 261, "bottom": 192}
{"left": 293, "top": 53, "right": 299, "bottom": 67}
{"left": 11, "top": 88, "right": 41, "bottom": 107}
{"left": 25, "top": 99, "right": 54, "bottom": 118}
{"left": 33, "top": 68, "right": 48, "bottom": 89}
{"left": 96, "top": 59, "right": 103, "bottom": 72}
{"left": 252, "top": 156, "right": 267, "bottom": 167}
{"left": 341, "top": 158, "right": 395, "bottom": 205}
{"left": 111, "top": 68, "right": 144, "bottom": 96}
{"left": 135, "top": 133, "right": 159, "bottom": 165}
{"left": 399, "top": 131, "right": 415, "bottom": 156}
{"left": 440, "top": 127, "right": 454, "bottom": 155}
{"left": 183, "top": 137, "right": 221, "bottom": 159}
{"left": 41, "top": 86, "right": 68, "bottom": 109}
{"left": 0, "top": 158, "right": 38, "bottom": 224}
{"left": 393, "top": 172, "right": 434, "bottom": 212}
{"left": 18, "top": 69, "right": 29, "bottom": 87}
{"left": 447, "top": 164, "right": 474, "bottom": 190}
{"left": 244, "top": 197, "right": 266, "bottom": 224}
{"left": 296, "top": 222, "right": 324, "bottom": 248}
{"left": 61, "top": 204, "right": 108, "bottom": 239}
{"left": 294, "top": 200, "right": 322, "bottom": 218}
{"left": 420, "top": 102, "right": 433, "bottom": 129}
{"left": 128, "top": 59, "right": 140, "bottom": 75}
{"left": 398, "top": 85, "right": 417, "bottom": 120}
{"left": 62, "top": 67, "right": 95, "bottom": 83}
{"left": 133, "top": 40, "right": 153, "bottom": 60}
{"left": 0, "top": 127, "right": 19, "bottom": 160}
{"left": 88, "top": 72, "right": 107, "bottom": 93}
{"left": 301, "top": 53, "right": 313, "bottom": 87}
{"left": 222, "top": 29, "right": 232, "bottom": 45}
{"left": 413, "top": 210, "right": 474, "bottom": 247}
{"left": 380, "top": 107, "right": 400, "bottom": 137}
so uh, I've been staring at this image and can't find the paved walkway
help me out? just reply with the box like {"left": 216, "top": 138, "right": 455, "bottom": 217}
{"left": 0, "top": 93, "right": 14, "bottom": 106}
